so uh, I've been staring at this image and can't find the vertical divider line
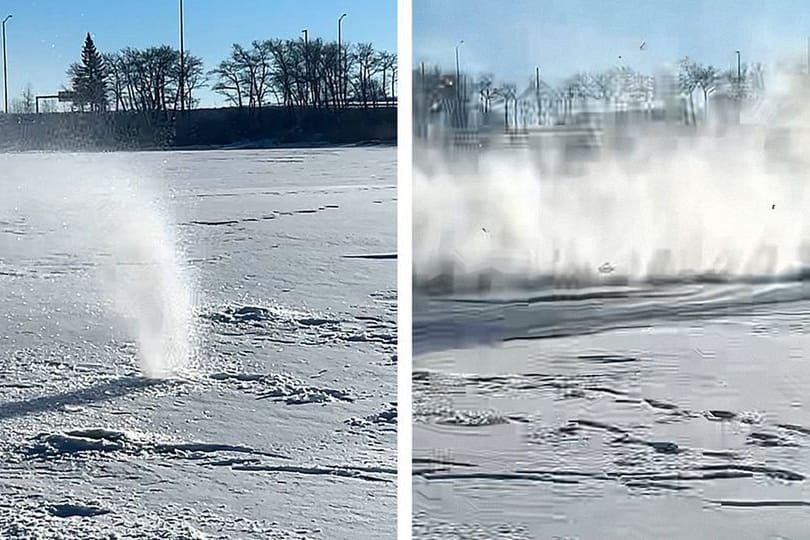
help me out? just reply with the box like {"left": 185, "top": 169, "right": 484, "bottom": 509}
{"left": 396, "top": 0, "right": 414, "bottom": 537}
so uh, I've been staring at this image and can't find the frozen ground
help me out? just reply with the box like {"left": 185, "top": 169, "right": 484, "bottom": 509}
{"left": 413, "top": 282, "right": 810, "bottom": 539}
{"left": 412, "top": 109, "right": 810, "bottom": 537}
{"left": 0, "top": 148, "right": 396, "bottom": 539}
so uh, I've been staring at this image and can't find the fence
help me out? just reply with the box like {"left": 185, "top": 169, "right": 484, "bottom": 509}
{"left": 0, "top": 106, "right": 397, "bottom": 151}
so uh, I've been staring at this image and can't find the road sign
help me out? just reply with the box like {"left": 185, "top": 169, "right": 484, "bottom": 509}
{"left": 57, "top": 91, "right": 77, "bottom": 102}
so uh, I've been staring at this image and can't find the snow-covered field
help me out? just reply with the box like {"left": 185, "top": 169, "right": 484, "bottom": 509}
{"left": 0, "top": 148, "right": 397, "bottom": 539}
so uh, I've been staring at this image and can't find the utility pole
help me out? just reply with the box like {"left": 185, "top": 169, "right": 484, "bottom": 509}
{"left": 179, "top": 0, "right": 185, "bottom": 111}
{"left": 455, "top": 40, "right": 463, "bottom": 104}
{"left": 455, "top": 40, "right": 463, "bottom": 127}
{"left": 504, "top": 92, "right": 509, "bottom": 131}
{"left": 536, "top": 66, "right": 541, "bottom": 126}
{"left": 2, "top": 15, "right": 11, "bottom": 114}
{"left": 338, "top": 14, "right": 346, "bottom": 106}
{"left": 420, "top": 61, "right": 425, "bottom": 137}
{"left": 736, "top": 50, "right": 741, "bottom": 81}
{"left": 568, "top": 86, "right": 573, "bottom": 123}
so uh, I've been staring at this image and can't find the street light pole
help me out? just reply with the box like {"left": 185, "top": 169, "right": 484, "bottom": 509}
{"left": 807, "top": 37, "right": 809, "bottom": 75}
{"left": 536, "top": 66, "right": 541, "bottom": 126}
{"left": 179, "top": 0, "right": 185, "bottom": 111}
{"left": 338, "top": 13, "right": 346, "bottom": 105}
{"left": 736, "top": 49, "right": 741, "bottom": 81}
{"left": 2, "top": 15, "right": 11, "bottom": 114}
{"left": 455, "top": 40, "right": 463, "bottom": 105}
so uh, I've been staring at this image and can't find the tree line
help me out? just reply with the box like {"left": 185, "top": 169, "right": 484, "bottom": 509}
{"left": 675, "top": 58, "right": 765, "bottom": 124}
{"left": 211, "top": 39, "right": 397, "bottom": 109}
{"left": 13, "top": 32, "right": 396, "bottom": 113}
{"left": 415, "top": 57, "right": 768, "bottom": 129}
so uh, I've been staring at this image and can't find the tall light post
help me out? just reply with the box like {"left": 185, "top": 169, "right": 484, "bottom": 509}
{"left": 338, "top": 13, "right": 347, "bottom": 105}
{"left": 179, "top": 0, "right": 185, "bottom": 111}
{"left": 2, "top": 14, "right": 11, "bottom": 114}
{"left": 455, "top": 40, "right": 463, "bottom": 106}
{"left": 536, "top": 66, "right": 542, "bottom": 126}
{"left": 455, "top": 40, "right": 464, "bottom": 127}
{"left": 735, "top": 49, "right": 741, "bottom": 81}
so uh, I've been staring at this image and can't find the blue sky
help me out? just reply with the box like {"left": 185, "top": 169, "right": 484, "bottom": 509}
{"left": 414, "top": 0, "right": 810, "bottom": 89}
{"left": 1, "top": 0, "right": 396, "bottom": 108}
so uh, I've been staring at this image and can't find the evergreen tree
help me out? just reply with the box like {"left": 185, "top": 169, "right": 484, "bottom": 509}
{"left": 68, "top": 33, "right": 108, "bottom": 111}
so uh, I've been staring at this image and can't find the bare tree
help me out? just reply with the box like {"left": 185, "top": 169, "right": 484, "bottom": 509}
{"left": 493, "top": 84, "right": 517, "bottom": 129}
{"left": 692, "top": 64, "right": 720, "bottom": 120}
{"left": 13, "top": 83, "right": 35, "bottom": 113}
{"left": 354, "top": 43, "right": 381, "bottom": 108}
{"left": 389, "top": 56, "right": 398, "bottom": 101}
{"left": 227, "top": 43, "right": 272, "bottom": 108}
{"left": 582, "top": 69, "right": 616, "bottom": 108}
{"left": 678, "top": 59, "right": 699, "bottom": 124}
{"left": 377, "top": 51, "right": 396, "bottom": 103}
{"left": 210, "top": 55, "right": 246, "bottom": 108}
{"left": 178, "top": 52, "right": 206, "bottom": 110}
{"left": 559, "top": 76, "right": 586, "bottom": 123}
{"left": 721, "top": 62, "right": 766, "bottom": 103}
{"left": 104, "top": 52, "right": 127, "bottom": 111}
{"left": 264, "top": 38, "right": 298, "bottom": 108}
{"left": 207, "top": 37, "right": 395, "bottom": 110}
{"left": 478, "top": 75, "right": 495, "bottom": 113}
{"left": 92, "top": 46, "right": 206, "bottom": 112}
